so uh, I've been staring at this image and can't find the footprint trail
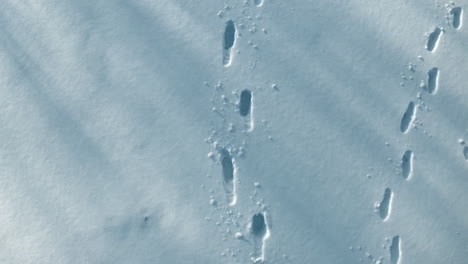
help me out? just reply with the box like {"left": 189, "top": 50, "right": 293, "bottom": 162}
{"left": 451, "top": 7, "right": 463, "bottom": 29}
{"left": 251, "top": 212, "right": 269, "bottom": 262}
{"left": 426, "top": 27, "right": 442, "bottom": 52}
{"left": 220, "top": 148, "right": 236, "bottom": 205}
{"left": 239, "top": 89, "right": 254, "bottom": 131}
{"left": 223, "top": 20, "right": 236, "bottom": 67}
{"left": 400, "top": 101, "right": 416, "bottom": 134}
{"left": 239, "top": 89, "right": 252, "bottom": 117}
{"left": 254, "top": 0, "right": 264, "bottom": 7}
{"left": 390, "top": 236, "right": 401, "bottom": 264}
{"left": 401, "top": 150, "right": 414, "bottom": 180}
{"left": 379, "top": 188, "right": 393, "bottom": 221}
{"left": 424, "top": 67, "right": 439, "bottom": 94}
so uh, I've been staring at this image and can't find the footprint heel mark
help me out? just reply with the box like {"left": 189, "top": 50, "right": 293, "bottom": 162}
{"left": 451, "top": 7, "right": 463, "bottom": 29}
{"left": 426, "top": 27, "right": 442, "bottom": 52}
{"left": 220, "top": 148, "right": 237, "bottom": 205}
{"left": 401, "top": 150, "right": 414, "bottom": 180}
{"left": 390, "top": 236, "right": 401, "bottom": 264}
{"left": 239, "top": 89, "right": 254, "bottom": 131}
{"left": 463, "top": 146, "right": 468, "bottom": 160}
{"left": 223, "top": 20, "right": 236, "bottom": 67}
{"left": 251, "top": 212, "right": 270, "bottom": 262}
{"left": 254, "top": 0, "right": 264, "bottom": 7}
{"left": 379, "top": 188, "right": 393, "bottom": 221}
{"left": 400, "top": 101, "right": 417, "bottom": 134}
{"left": 425, "top": 67, "right": 439, "bottom": 94}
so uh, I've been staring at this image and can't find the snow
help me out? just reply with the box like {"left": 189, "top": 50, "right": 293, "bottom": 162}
{"left": 0, "top": 0, "right": 467, "bottom": 263}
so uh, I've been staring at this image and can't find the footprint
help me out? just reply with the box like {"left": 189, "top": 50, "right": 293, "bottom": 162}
{"left": 379, "top": 188, "right": 393, "bottom": 221}
{"left": 219, "top": 148, "right": 236, "bottom": 205}
{"left": 251, "top": 212, "right": 269, "bottom": 263}
{"left": 390, "top": 236, "right": 401, "bottom": 264}
{"left": 463, "top": 146, "right": 468, "bottom": 160}
{"left": 401, "top": 150, "right": 414, "bottom": 180}
{"left": 450, "top": 7, "right": 463, "bottom": 29}
{"left": 426, "top": 27, "right": 442, "bottom": 52}
{"left": 240, "top": 89, "right": 252, "bottom": 116}
{"left": 223, "top": 20, "right": 236, "bottom": 67}
{"left": 424, "top": 67, "right": 439, "bottom": 94}
{"left": 400, "top": 101, "right": 416, "bottom": 134}
{"left": 254, "top": 0, "right": 264, "bottom": 7}
{"left": 239, "top": 89, "right": 254, "bottom": 131}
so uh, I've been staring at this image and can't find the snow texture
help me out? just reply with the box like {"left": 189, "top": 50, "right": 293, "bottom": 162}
{"left": 0, "top": 0, "right": 467, "bottom": 263}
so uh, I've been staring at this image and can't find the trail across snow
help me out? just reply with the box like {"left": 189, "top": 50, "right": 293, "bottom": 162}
{"left": 0, "top": 0, "right": 466, "bottom": 263}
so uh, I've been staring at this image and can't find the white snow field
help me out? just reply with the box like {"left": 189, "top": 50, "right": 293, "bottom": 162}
{"left": 0, "top": 0, "right": 467, "bottom": 263}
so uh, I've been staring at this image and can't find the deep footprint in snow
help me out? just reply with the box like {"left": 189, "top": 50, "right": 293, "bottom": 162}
{"left": 401, "top": 150, "right": 414, "bottom": 180}
{"left": 424, "top": 67, "right": 439, "bottom": 94}
{"left": 254, "top": 0, "right": 264, "bottom": 7}
{"left": 219, "top": 148, "right": 236, "bottom": 205}
{"left": 426, "top": 27, "right": 442, "bottom": 52}
{"left": 223, "top": 20, "right": 236, "bottom": 67}
{"left": 400, "top": 101, "right": 416, "bottom": 134}
{"left": 390, "top": 236, "right": 401, "bottom": 264}
{"left": 239, "top": 89, "right": 254, "bottom": 131}
{"left": 251, "top": 212, "right": 269, "bottom": 262}
{"left": 450, "top": 7, "right": 463, "bottom": 29}
{"left": 239, "top": 89, "right": 252, "bottom": 117}
{"left": 379, "top": 188, "right": 393, "bottom": 221}
{"left": 463, "top": 146, "right": 468, "bottom": 160}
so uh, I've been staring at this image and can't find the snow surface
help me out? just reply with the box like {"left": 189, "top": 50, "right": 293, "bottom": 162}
{"left": 0, "top": 0, "right": 467, "bottom": 263}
